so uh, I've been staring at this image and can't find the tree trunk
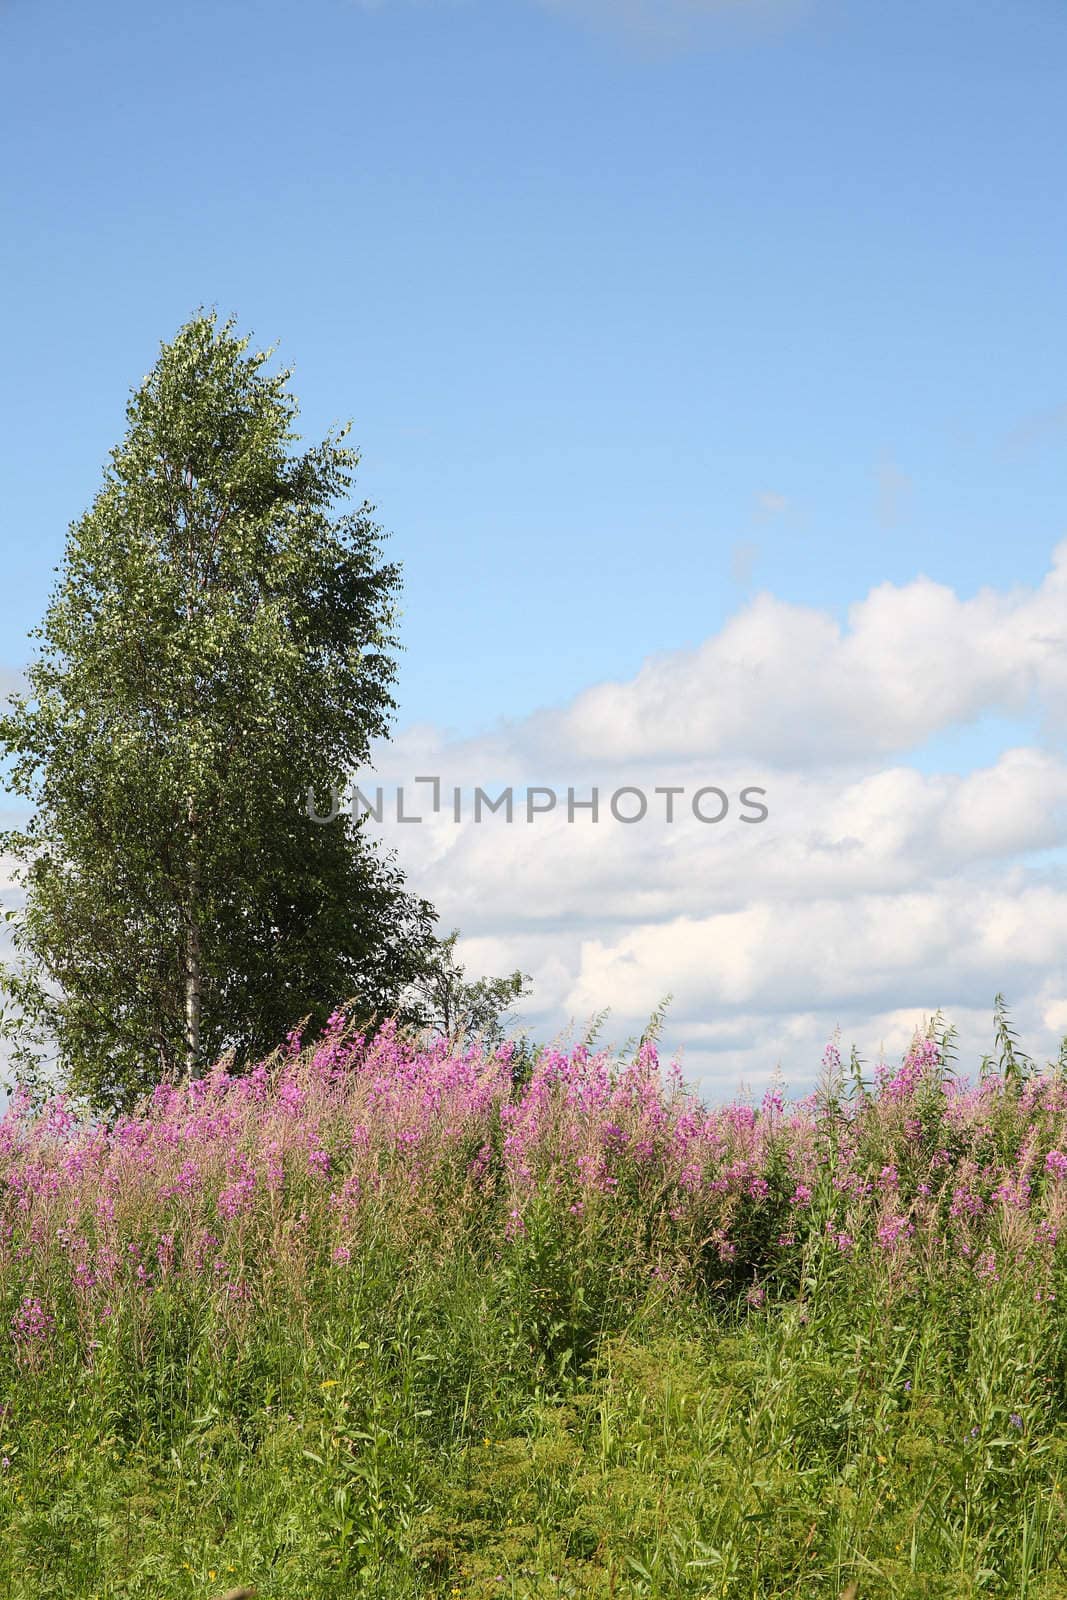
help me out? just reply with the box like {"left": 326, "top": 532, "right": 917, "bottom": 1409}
{"left": 184, "top": 800, "right": 202, "bottom": 1077}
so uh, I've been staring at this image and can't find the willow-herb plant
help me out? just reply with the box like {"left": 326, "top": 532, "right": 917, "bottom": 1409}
{"left": 0, "top": 312, "right": 435, "bottom": 1111}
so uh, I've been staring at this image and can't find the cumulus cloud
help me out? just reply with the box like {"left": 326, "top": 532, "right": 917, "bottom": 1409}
{"left": 376, "top": 541, "right": 1067, "bottom": 774}
{"left": 363, "top": 545, "right": 1067, "bottom": 1095}
{"left": 554, "top": 542, "right": 1067, "bottom": 765}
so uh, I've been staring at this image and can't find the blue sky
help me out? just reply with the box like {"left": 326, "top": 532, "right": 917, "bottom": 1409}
{"left": 2, "top": 0, "right": 1066, "bottom": 1090}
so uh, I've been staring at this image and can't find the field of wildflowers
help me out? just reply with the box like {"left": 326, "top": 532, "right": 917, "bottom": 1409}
{"left": 3, "top": 1014, "right": 1067, "bottom": 1597}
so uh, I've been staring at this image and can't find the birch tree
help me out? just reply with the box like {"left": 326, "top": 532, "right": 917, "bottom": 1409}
{"left": 0, "top": 312, "right": 435, "bottom": 1110}
{"left": 404, "top": 930, "right": 530, "bottom": 1047}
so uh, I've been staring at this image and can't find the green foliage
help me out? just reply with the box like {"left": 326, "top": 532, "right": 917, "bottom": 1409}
{"left": 405, "top": 928, "right": 531, "bottom": 1048}
{"left": 993, "top": 993, "right": 1035, "bottom": 1096}
{"left": 620, "top": 992, "right": 673, "bottom": 1059}
{"left": 0, "top": 312, "right": 435, "bottom": 1109}
{"left": 3, "top": 1236, "right": 1067, "bottom": 1597}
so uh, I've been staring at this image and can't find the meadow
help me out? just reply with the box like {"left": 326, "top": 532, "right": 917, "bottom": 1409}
{"left": 2, "top": 1014, "right": 1067, "bottom": 1599}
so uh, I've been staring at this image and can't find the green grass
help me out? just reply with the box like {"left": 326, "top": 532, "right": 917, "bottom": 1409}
{"left": 3, "top": 1232, "right": 1067, "bottom": 1599}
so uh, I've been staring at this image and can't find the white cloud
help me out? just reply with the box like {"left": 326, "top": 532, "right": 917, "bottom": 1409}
{"left": 552, "top": 542, "right": 1067, "bottom": 765}
{"left": 365, "top": 545, "right": 1067, "bottom": 1096}
{"left": 376, "top": 540, "right": 1067, "bottom": 774}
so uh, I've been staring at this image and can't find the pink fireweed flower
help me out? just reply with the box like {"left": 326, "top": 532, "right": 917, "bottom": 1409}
{"left": 262, "top": 1140, "right": 285, "bottom": 1193}
{"left": 217, "top": 1160, "right": 256, "bottom": 1219}
{"left": 991, "top": 1173, "right": 1032, "bottom": 1210}
{"left": 278, "top": 1078, "right": 305, "bottom": 1116}
{"left": 307, "top": 1147, "right": 331, "bottom": 1179}
{"left": 191, "top": 1231, "right": 221, "bottom": 1276}
{"left": 8, "top": 1015, "right": 1067, "bottom": 1360}
{"left": 11, "top": 1296, "right": 54, "bottom": 1353}
{"left": 468, "top": 1144, "right": 492, "bottom": 1182}
{"left": 93, "top": 1247, "right": 120, "bottom": 1288}
{"left": 44, "top": 1097, "right": 76, "bottom": 1138}
{"left": 159, "top": 1159, "right": 202, "bottom": 1202}
{"left": 328, "top": 1173, "right": 363, "bottom": 1225}
{"left": 156, "top": 1233, "right": 176, "bottom": 1278}
{"left": 761, "top": 1085, "right": 785, "bottom": 1120}
{"left": 876, "top": 1214, "right": 913, "bottom": 1251}
{"left": 244, "top": 1061, "right": 270, "bottom": 1102}
{"left": 833, "top": 1171, "right": 865, "bottom": 1197}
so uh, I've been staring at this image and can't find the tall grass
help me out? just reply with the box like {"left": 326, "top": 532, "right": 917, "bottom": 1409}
{"left": 2, "top": 1015, "right": 1067, "bottom": 1596}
